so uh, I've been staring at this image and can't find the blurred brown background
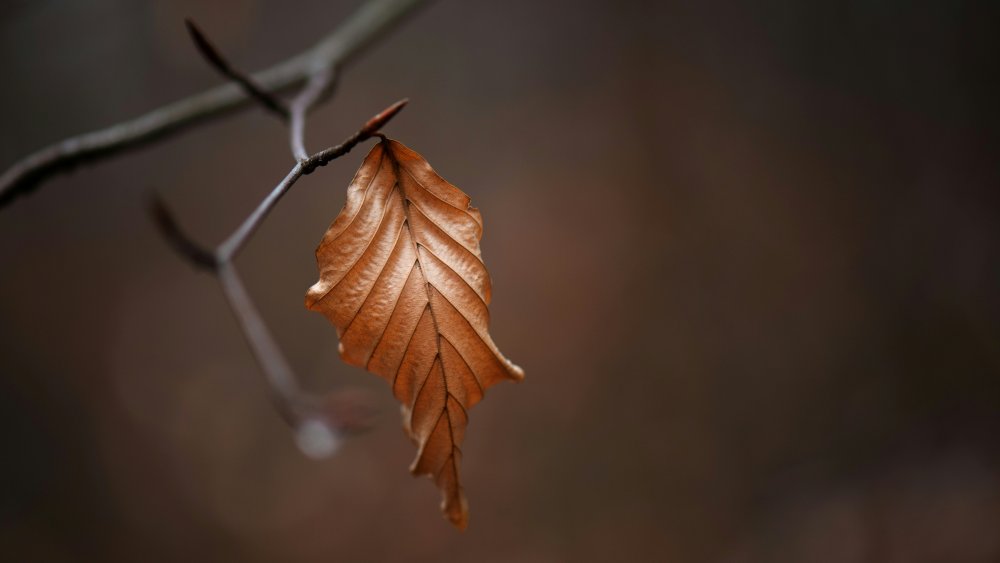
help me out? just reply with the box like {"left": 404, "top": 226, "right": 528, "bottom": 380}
{"left": 2, "top": 1, "right": 999, "bottom": 562}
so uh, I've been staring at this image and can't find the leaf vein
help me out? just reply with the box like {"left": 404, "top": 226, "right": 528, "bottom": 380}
{"left": 401, "top": 166, "right": 481, "bottom": 226}
{"left": 324, "top": 149, "right": 385, "bottom": 246}
{"left": 366, "top": 259, "right": 418, "bottom": 370}
{"left": 415, "top": 241, "right": 489, "bottom": 311}
{"left": 391, "top": 303, "right": 430, "bottom": 395}
{"left": 316, "top": 183, "right": 399, "bottom": 304}
{"left": 341, "top": 218, "right": 407, "bottom": 337}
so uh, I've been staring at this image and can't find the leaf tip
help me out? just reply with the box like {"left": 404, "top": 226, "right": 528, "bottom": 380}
{"left": 508, "top": 361, "right": 526, "bottom": 382}
{"left": 450, "top": 512, "right": 469, "bottom": 531}
{"left": 445, "top": 493, "right": 470, "bottom": 530}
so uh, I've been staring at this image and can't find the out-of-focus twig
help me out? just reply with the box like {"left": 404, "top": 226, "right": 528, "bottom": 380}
{"left": 183, "top": 17, "right": 340, "bottom": 161}
{"left": 289, "top": 67, "right": 338, "bottom": 161}
{"left": 0, "top": 0, "right": 426, "bottom": 207}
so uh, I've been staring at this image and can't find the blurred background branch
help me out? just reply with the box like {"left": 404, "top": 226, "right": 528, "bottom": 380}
{"left": 0, "top": 0, "right": 425, "bottom": 207}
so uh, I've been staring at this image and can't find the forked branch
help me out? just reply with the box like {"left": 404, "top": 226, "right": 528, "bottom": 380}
{"left": 153, "top": 99, "right": 408, "bottom": 270}
{"left": 0, "top": 0, "right": 425, "bottom": 207}
{"left": 150, "top": 17, "right": 408, "bottom": 457}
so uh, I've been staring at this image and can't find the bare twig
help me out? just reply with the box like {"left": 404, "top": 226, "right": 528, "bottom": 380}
{"left": 216, "top": 261, "right": 300, "bottom": 424}
{"left": 289, "top": 66, "right": 338, "bottom": 161}
{"left": 315, "top": 99, "right": 408, "bottom": 166}
{"left": 184, "top": 19, "right": 290, "bottom": 120}
{"left": 0, "top": 0, "right": 426, "bottom": 207}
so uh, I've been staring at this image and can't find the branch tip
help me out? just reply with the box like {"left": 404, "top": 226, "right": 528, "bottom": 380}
{"left": 361, "top": 98, "right": 409, "bottom": 137}
{"left": 149, "top": 194, "right": 219, "bottom": 270}
{"left": 185, "top": 18, "right": 290, "bottom": 119}
{"left": 184, "top": 19, "right": 229, "bottom": 74}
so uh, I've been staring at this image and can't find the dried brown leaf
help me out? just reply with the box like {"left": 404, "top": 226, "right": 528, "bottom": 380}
{"left": 305, "top": 138, "right": 524, "bottom": 529}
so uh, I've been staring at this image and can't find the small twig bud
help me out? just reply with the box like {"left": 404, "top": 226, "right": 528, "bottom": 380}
{"left": 361, "top": 98, "right": 409, "bottom": 137}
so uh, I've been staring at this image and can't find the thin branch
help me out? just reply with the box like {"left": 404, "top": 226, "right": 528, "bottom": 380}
{"left": 0, "top": 0, "right": 426, "bottom": 207}
{"left": 217, "top": 163, "right": 304, "bottom": 264}
{"left": 289, "top": 66, "right": 338, "bottom": 161}
{"left": 313, "top": 99, "right": 408, "bottom": 168}
{"left": 219, "top": 261, "right": 359, "bottom": 458}
{"left": 184, "top": 19, "right": 290, "bottom": 120}
{"left": 216, "top": 261, "right": 299, "bottom": 424}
